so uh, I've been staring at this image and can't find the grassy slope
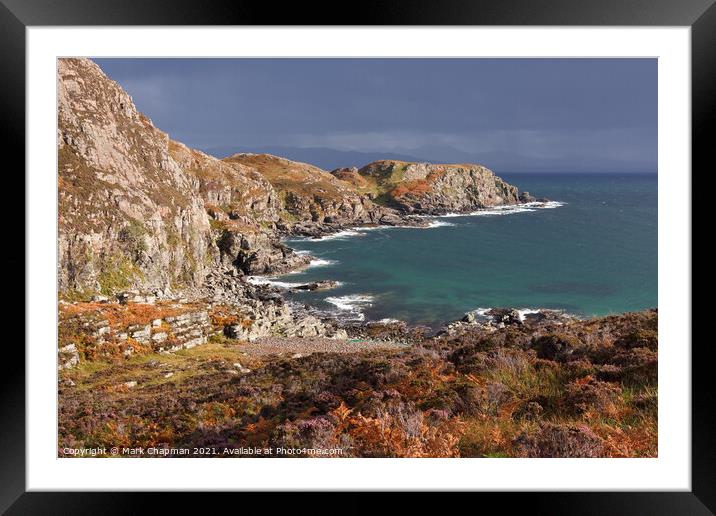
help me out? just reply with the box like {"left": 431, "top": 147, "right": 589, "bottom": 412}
{"left": 223, "top": 153, "right": 357, "bottom": 201}
{"left": 58, "top": 310, "right": 657, "bottom": 458}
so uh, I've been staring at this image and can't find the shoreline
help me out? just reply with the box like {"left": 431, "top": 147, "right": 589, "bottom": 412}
{"left": 246, "top": 198, "right": 573, "bottom": 329}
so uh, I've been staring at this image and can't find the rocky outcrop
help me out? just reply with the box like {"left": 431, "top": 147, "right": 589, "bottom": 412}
{"left": 58, "top": 58, "right": 214, "bottom": 295}
{"left": 168, "top": 141, "right": 282, "bottom": 229}
{"left": 292, "top": 280, "right": 340, "bottom": 291}
{"left": 223, "top": 153, "right": 406, "bottom": 235}
{"left": 57, "top": 301, "right": 215, "bottom": 368}
{"left": 215, "top": 230, "right": 311, "bottom": 275}
{"left": 57, "top": 59, "right": 316, "bottom": 296}
{"left": 353, "top": 160, "right": 524, "bottom": 214}
{"left": 223, "top": 302, "right": 326, "bottom": 341}
{"left": 442, "top": 308, "right": 575, "bottom": 336}
{"left": 58, "top": 343, "right": 80, "bottom": 370}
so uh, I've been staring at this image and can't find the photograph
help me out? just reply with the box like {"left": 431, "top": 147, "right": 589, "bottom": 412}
{"left": 56, "top": 56, "right": 658, "bottom": 459}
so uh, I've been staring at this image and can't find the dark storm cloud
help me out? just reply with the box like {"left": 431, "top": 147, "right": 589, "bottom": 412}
{"left": 93, "top": 58, "right": 657, "bottom": 172}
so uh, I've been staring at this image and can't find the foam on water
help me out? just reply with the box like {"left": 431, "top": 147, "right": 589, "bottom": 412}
{"left": 310, "top": 230, "right": 366, "bottom": 241}
{"left": 432, "top": 200, "right": 565, "bottom": 218}
{"left": 516, "top": 308, "right": 543, "bottom": 322}
{"left": 246, "top": 276, "right": 303, "bottom": 289}
{"left": 309, "top": 258, "right": 337, "bottom": 267}
{"left": 352, "top": 225, "right": 383, "bottom": 231}
{"left": 425, "top": 219, "right": 456, "bottom": 228}
{"left": 324, "top": 294, "right": 375, "bottom": 321}
{"left": 247, "top": 275, "right": 344, "bottom": 289}
{"left": 465, "top": 307, "right": 561, "bottom": 323}
{"left": 375, "top": 318, "right": 402, "bottom": 324}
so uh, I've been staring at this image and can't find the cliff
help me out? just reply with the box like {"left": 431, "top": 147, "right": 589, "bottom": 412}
{"left": 57, "top": 58, "right": 311, "bottom": 295}
{"left": 58, "top": 58, "right": 213, "bottom": 296}
{"left": 342, "top": 160, "right": 525, "bottom": 214}
{"left": 57, "top": 58, "right": 531, "bottom": 297}
{"left": 222, "top": 153, "right": 405, "bottom": 233}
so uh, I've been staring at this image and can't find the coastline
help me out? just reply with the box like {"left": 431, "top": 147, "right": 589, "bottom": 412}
{"left": 244, "top": 198, "right": 571, "bottom": 328}
{"left": 55, "top": 58, "right": 658, "bottom": 458}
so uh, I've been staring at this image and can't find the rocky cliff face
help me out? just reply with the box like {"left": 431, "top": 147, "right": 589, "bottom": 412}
{"left": 57, "top": 58, "right": 302, "bottom": 294}
{"left": 165, "top": 143, "right": 311, "bottom": 274}
{"left": 58, "top": 58, "right": 214, "bottom": 296}
{"left": 222, "top": 153, "right": 404, "bottom": 234}
{"left": 350, "top": 160, "right": 523, "bottom": 214}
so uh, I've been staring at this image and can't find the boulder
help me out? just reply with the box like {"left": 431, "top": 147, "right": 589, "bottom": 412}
{"left": 292, "top": 280, "right": 339, "bottom": 291}
{"left": 519, "top": 191, "right": 536, "bottom": 203}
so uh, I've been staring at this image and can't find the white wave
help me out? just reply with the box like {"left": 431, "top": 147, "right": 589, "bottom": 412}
{"left": 325, "top": 294, "right": 375, "bottom": 321}
{"left": 246, "top": 276, "right": 303, "bottom": 289}
{"left": 427, "top": 200, "right": 565, "bottom": 219}
{"left": 375, "top": 318, "right": 402, "bottom": 324}
{"left": 311, "top": 230, "right": 366, "bottom": 241}
{"left": 425, "top": 219, "right": 456, "bottom": 228}
{"left": 464, "top": 307, "right": 559, "bottom": 323}
{"left": 352, "top": 225, "right": 383, "bottom": 231}
{"left": 516, "top": 308, "right": 542, "bottom": 322}
{"left": 464, "top": 307, "right": 493, "bottom": 321}
{"left": 247, "top": 275, "right": 344, "bottom": 290}
{"left": 325, "top": 294, "right": 374, "bottom": 311}
{"left": 456, "top": 206, "right": 536, "bottom": 217}
{"left": 309, "top": 258, "right": 337, "bottom": 267}
{"left": 522, "top": 201, "right": 566, "bottom": 209}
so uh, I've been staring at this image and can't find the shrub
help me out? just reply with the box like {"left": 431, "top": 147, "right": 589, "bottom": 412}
{"left": 615, "top": 329, "right": 658, "bottom": 351}
{"left": 563, "top": 376, "right": 621, "bottom": 416}
{"left": 532, "top": 333, "right": 582, "bottom": 362}
{"left": 513, "top": 422, "right": 605, "bottom": 458}
{"left": 118, "top": 218, "right": 148, "bottom": 258}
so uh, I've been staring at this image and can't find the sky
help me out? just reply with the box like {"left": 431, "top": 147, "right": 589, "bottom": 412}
{"left": 93, "top": 58, "right": 657, "bottom": 173}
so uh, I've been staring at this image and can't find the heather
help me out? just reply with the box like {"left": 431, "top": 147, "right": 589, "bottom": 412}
{"left": 58, "top": 309, "right": 657, "bottom": 458}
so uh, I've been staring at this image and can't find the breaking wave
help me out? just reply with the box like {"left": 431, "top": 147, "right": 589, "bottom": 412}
{"left": 433, "top": 201, "right": 565, "bottom": 218}
{"left": 310, "top": 230, "right": 366, "bottom": 241}
{"left": 465, "top": 307, "right": 565, "bottom": 323}
{"left": 245, "top": 276, "right": 303, "bottom": 289}
{"left": 309, "top": 258, "right": 337, "bottom": 267}
{"left": 324, "top": 294, "right": 375, "bottom": 321}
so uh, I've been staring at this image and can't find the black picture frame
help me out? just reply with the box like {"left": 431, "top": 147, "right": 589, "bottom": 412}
{"left": 3, "top": 0, "right": 709, "bottom": 512}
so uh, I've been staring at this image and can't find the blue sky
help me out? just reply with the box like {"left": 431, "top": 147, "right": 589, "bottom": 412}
{"left": 94, "top": 58, "right": 657, "bottom": 173}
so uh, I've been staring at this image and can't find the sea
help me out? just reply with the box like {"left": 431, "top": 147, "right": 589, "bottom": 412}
{"left": 250, "top": 173, "right": 657, "bottom": 328}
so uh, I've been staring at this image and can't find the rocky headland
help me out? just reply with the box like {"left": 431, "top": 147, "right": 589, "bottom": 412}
{"left": 58, "top": 58, "right": 544, "bottom": 299}
{"left": 57, "top": 56, "right": 555, "bottom": 353}
{"left": 56, "top": 58, "right": 656, "bottom": 458}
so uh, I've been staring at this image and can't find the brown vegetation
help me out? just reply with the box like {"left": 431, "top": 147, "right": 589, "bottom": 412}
{"left": 58, "top": 310, "right": 657, "bottom": 458}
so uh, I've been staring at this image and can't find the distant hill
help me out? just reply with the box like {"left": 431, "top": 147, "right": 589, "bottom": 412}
{"left": 202, "top": 145, "right": 429, "bottom": 171}
{"left": 202, "top": 144, "right": 656, "bottom": 174}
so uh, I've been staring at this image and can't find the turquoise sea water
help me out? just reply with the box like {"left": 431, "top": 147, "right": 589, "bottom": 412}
{"left": 262, "top": 173, "right": 657, "bottom": 327}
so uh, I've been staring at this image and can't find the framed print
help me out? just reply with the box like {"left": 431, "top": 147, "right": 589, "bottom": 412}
{"left": 5, "top": 0, "right": 711, "bottom": 512}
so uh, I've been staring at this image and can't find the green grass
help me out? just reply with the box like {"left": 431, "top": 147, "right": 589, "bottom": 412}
{"left": 98, "top": 255, "right": 143, "bottom": 295}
